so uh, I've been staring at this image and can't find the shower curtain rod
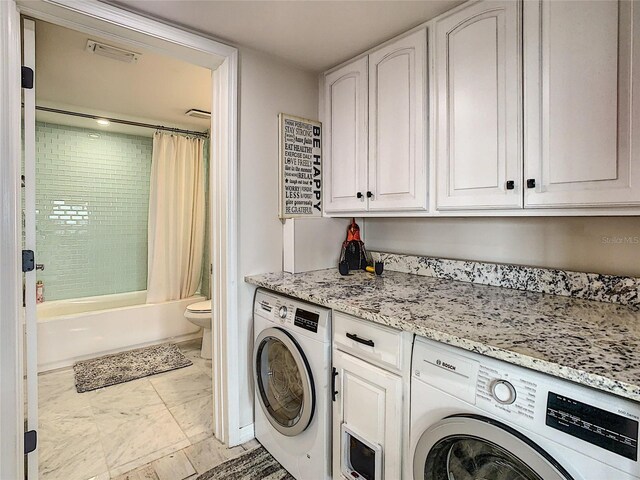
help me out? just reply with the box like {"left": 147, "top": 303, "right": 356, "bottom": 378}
{"left": 35, "top": 106, "right": 210, "bottom": 139}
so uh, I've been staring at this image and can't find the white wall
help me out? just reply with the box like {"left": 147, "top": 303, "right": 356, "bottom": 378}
{"left": 363, "top": 217, "right": 640, "bottom": 277}
{"left": 236, "top": 47, "right": 320, "bottom": 428}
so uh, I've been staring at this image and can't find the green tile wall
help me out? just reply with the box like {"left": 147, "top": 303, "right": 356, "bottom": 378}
{"left": 35, "top": 122, "right": 210, "bottom": 302}
{"left": 35, "top": 122, "right": 153, "bottom": 301}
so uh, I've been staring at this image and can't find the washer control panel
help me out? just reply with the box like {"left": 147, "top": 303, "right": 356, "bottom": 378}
{"left": 476, "top": 365, "right": 538, "bottom": 423}
{"left": 254, "top": 289, "right": 331, "bottom": 340}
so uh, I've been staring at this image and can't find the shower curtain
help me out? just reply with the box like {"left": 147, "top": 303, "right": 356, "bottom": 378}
{"left": 146, "top": 132, "right": 205, "bottom": 303}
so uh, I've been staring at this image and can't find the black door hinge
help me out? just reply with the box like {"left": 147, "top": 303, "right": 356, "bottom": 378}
{"left": 22, "top": 66, "right": 34, "bottom": 89}
{"left": 22, "top": 250, "right": 35, "bottom": 273}
{"left": 24, "top": 430, "right": 37, "bottom": 454}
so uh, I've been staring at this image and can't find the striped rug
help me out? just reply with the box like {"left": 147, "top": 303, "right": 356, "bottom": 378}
{"left": 196, "top": 446, "right": 293, "bottom": 480}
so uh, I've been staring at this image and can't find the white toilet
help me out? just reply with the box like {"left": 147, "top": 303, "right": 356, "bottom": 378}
{"left": 184, "top": 300, "right": 212, "bottom": 359}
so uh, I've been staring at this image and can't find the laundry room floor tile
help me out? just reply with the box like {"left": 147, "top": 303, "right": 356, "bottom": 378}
{"left": 183, "top": 436, "right": 245, "bottom": 474}
{"left": 37, "top": 339, "right": 213, "bottom": 480}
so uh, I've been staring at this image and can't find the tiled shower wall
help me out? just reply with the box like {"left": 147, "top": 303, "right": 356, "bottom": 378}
{"left": 35, "top": 122, "right": 211, "bottom": 302}
{"left": 35, "top": 122, "right": 153, "bottom": 301}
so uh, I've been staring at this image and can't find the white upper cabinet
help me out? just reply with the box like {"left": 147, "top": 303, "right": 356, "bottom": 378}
{"left": 435, "top": 1, "right": 522, "bottom": 210}
{"left": 324, "top": 57, "right": 369, "bottom": 213}
{"left": 368, "top": 29, "right": 428, "bottom": 211}
{"left": 323, "top": 29, "right": 428, "bottom": 214}
{"left": 524, "top": 0, "right": 640, "bottom": 208}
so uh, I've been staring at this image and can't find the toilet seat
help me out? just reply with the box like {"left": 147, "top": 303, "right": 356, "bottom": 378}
{"left": 186, "top": 300, "right": 211, "bottom": 313}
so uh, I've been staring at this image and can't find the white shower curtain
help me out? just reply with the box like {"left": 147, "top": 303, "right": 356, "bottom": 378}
{"left": 147, "top": 132, "right": 205, "bottom": 303}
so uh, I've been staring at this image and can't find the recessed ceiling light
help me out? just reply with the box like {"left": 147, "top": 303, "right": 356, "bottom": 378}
{"left": 96, "top": 119, "right": 110, "bottom": 126}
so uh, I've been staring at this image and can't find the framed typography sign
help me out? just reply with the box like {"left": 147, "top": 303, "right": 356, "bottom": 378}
{"left": 278, "top": 113, "right": 322, "bottom": 218}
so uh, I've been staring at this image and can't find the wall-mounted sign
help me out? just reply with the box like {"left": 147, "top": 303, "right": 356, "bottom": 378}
{"left": 278, "top": 113, "right": 322, "bottom": 218}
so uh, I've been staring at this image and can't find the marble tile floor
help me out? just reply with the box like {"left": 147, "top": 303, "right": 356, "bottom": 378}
{"left": 37, "top": 339, "right": 251, "bottom": 480}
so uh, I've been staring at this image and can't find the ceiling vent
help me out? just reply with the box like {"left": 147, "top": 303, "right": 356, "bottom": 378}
{"left": 185, "top": 109, "right": 211, "bottom": 119}
{"left": 86, "top": 40, "right": 140, "bottom": 63}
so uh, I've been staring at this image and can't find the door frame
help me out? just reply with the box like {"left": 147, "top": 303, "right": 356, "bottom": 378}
{"left": 0, "top": 2, "right": 25, "bottom": 479}
{"left": 0, "top": 1, "right": 241, "bottom": 476}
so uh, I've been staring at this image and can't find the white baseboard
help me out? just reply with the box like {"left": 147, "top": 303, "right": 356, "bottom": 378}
{"left": 235, "top": 423, "right": 255, "bottom": 446}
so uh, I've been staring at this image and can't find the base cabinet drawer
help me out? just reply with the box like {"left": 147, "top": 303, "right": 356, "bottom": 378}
{"left": 332, "top": 349, "right": 403, "bottom": 480}
{"left": 333, "top": 312, "right": 403, "bottom": 372}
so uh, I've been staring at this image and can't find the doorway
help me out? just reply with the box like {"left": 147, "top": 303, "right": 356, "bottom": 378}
{"left": 0, "top": 2, "right": 240, "bottom": 479}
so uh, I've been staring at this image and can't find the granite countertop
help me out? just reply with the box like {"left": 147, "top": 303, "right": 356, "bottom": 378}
{"left": 245, "top": 268, "right": 640, "bottom": 402}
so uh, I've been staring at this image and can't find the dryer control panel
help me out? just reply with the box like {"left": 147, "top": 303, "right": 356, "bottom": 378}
{"left": 546, "top": 391, "right": 638, "bottom": 461}
{"left": 414, "top": 336, "right": 640, "bottom": 476}
{"left": 476, "top": 364, "right": 539, "bottom": 424}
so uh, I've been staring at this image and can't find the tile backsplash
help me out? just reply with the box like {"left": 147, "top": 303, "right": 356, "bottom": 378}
{"left": 35, "top": 122, "right": 152, "bottom": 301}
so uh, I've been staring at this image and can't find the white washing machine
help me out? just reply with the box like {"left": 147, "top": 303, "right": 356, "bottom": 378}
{"left": 253, "top": 289, "right": 332, "bottom": 480}
{"left": 410, "top": 337, "right": 640, "bottom": 480}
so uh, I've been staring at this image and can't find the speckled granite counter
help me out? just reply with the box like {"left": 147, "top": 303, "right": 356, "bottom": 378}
{"left": 245, "top": 268, "right": 640, "bottom": 402}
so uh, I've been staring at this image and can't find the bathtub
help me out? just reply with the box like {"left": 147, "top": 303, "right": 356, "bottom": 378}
{"left": 36, "top": 291, "right": 204, "bottom": 371}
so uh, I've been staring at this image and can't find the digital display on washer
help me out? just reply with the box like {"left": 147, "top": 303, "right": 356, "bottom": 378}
{"left": 294, "top": 308, "right": 319, "bottom": 333}
{"left": 546, "top": 392, "right": 638, "bottom": 461}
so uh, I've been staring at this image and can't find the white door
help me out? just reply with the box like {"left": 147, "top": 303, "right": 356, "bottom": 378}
{"left": 435, "top": 1, "right": 522, "bottom": 210}
{"left": 368, "top": 29, "right": 428, "bottom": 211}
{"left": 22, "top": 17, "right": 40, "bottom": 480}
{"left": 253, "top": 327, "right": 315, "bottom": 437}
{"left": 324, "top": 57, "right": 369, "bottom": 213}
{"left": 524, "top": 0, "right": 640, "bottom": 208}
{"left": 413, "top": 415, "right": 572, "bottom": 480}
{"left": 332, "top": 350, "right": 403, "bottom": 480}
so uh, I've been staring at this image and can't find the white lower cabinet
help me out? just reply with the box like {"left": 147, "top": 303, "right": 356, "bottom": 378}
{"left": 331, "top": 312, "right": 410, "bottom": 480}
{"left": 332, "top": 350, "right": 403, "bottom": 480}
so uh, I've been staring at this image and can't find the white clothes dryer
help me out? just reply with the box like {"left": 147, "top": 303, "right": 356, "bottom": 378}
{"left": 253, "top": 288, "right": 332, "bottom": 480}
{"left": 410, "top": 337, "right": 640, "bottom": 480}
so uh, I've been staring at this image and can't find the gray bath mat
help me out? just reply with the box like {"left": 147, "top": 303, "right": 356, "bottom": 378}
{"left": 196, "top": 446, "right": 293, "bottom": 480}
{"left": 73, "top": 343, "right": 192, "bottom": 393}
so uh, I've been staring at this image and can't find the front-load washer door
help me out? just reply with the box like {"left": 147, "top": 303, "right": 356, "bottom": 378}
{"left": 254, "top": 326, "right": 315, "bottom": 437}
{"left": 413, "top": 414, "right": 574, "bottom": 480}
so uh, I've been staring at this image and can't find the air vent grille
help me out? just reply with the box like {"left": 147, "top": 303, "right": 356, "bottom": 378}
{"left": 86, "top": 40, "right": 140, "bottom": 63}
{"left": 185, "top": 109, "right": 211, "bottom": 119}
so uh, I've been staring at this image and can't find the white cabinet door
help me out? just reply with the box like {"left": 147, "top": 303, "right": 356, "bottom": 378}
{"left": 524, "top": 0, "right": 640, "bottom": 208}
{"left": 368, "top": 29, "right": 428, "bottom": 211}
{"left": 435, "top": 1, "right": 522, "bottom": 210}
{"left": 332, "top": 350, "right": 403, "bottom": 480}
{"left": 324, "top": 57, "right": 369, "bottom": 213}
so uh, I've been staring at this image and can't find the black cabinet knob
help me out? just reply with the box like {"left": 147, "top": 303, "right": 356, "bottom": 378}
{"left": 366, "top": 191, "right": 373, "bottom": 198}
{"left": 356, "top": 192, "right": 363, "bottom": 199}
{"left": 526, "top": 179, "right": 536, "bottom": 189}
{"left": 506, "top": 180, "right": 515, "bottom": 190}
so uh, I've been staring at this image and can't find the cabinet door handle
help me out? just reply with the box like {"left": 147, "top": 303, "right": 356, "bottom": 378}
{"left": 366, "top": 191, "right": 373, "bottom": 198}
{"left": 332, "top": 367, "right": 339, "bottom": 401}
{"left": 356, "top": 192, "right": 363, "bottom": 199}
{"left": 526, "top": 179, "right": 536, "bottom": 189}
{"left": 505, "top": 180, "right": 515, "bottom": 190}
{"left": 346, "top": 332, "right": 375, "bottom": 348}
